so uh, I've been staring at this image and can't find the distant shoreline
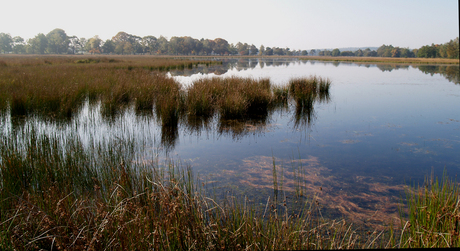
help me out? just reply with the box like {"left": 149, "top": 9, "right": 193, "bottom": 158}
{"left": 1, "top": 54, "right": 458, "bottom": 64}
{"left": 168, "top": 55, "right": 459, "bottom": 64}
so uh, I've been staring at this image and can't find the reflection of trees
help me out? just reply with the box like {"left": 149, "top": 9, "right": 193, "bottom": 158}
{"left": 415, "top": 65, "right": 459, "bottom": 84}
{"left": 319, "top": 60, "right": 458, "bottom": 84}
{"left": 169, "top": 58, "right": 302, "bottom": 77}
{"left": 372, "top": 63, "right": 458, "bottom": 84}
{"left": 249, "top": 59, "right": 258, "bottom": 69}
{"left": 376, "top": 64, "right": 409, "bottom": 72}
{"left": 236, "top": 59, "right": 249, "bottom": 71}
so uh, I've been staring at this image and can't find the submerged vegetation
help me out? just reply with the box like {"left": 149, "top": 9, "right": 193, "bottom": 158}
{"left": 1, "top": 55, "right": 459, "bottom": 249}
{"left": 0, "top": 127, "right": 458, "bottom": 249}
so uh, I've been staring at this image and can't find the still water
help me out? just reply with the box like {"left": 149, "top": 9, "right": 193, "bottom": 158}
{"left": 168, "top": 59, "right": 460, "bottom": 224}
{"left": 3, "top": 58, "right": 460, "bottom": 226}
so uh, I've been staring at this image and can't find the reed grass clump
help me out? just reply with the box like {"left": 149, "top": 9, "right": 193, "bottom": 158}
{"left": 289, "top": 75, "right": 331, "bottom": 106}
{"left": 186, "top": 76, "right": 273, "bottom": 119}
{"left": 393, "top": 174, "right": 460, "bottom": 248}
{"left": 272, "top": 85, "right": 289, "bottom": 104}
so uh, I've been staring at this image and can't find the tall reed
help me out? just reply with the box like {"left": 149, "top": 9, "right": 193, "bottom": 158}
{"left": 186, "top": 76, "right": 273, "bottom": 119}
{"left": 1, "top": 113, "right": 459, "bottom": 249}
{"left": 0, "top": 126, "right": 362, "bottom": 250}
{"left": 394, "top": 173, "right": 460, "bottom": 248}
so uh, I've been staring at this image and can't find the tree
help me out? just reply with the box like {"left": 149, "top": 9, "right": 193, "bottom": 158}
{"left": 0, "top": 33, "right": 13, "bottom": 53}
{"left": 320, "top": 50, "right": 332, "bottom": 56}
{"left": 400, "top": 48, "right": 414, "bottom": 58}
{"left": 123, "top": 42, "right": 133, "bottom": 54}
{"left": 301, "top": 50, "right": 308, "bottom": 56}
{"left": 265, "top": 47, "right": 273, "bottom": 56}
{"left": 310, "top": 49, "right": 316, "bottom": 56}
{"left": 211, "top": 38, "right": 229, "bottom": 55}
{"left": 46, "top": 28, "right": 69, "bottom": 54}
{"left": 12, "top": 36, "right": 26, "bottom": 54}
{"left": 445, "top": 37, "right": 459, "bottom": 59}
{"left": 249, "top": 44, "right": 258, "bottom": 55}
{"left": 354, "top": 49, "right": 363, "bottom": 57}
{"left": 156, "top": 36, "right": 169, "bottom": 54}
{"left": 259, "top": 45, "right": 265, "bottom": 55}
{"left": 417, "top": 44, "right": 437, "bottom": 58}
{"left": 27, "top": 33, "right": 48, "bottom": 54}
{"left": 141, "top": 36, "right": 157, "bottom": 54}
{"left": 284, "top": 47, "right": 292, "bottom": 56}
{"left": 131, "top": 35, "right": 143, "bottom": 54}
{"left": 112, "top": 31, "right": 133, "bottom": 55}
{"left": 377, "top": 44, "right": 394, "bottom": 57}
{"left": 79, "top": 38, "right": 87, "bottom": 53}
{"left": 331, "top": 48, "right": 341, "bottom": 57}
{"left": 101, "top": 39, "right": 115, "bottom": 54}
{"left": 272, "top": 47, "right": 284, "bottom": 55}
{"left": 236, "top": 42, "right": 249, "bottom": 55}
{"left": 86, "top": 36, "right": 102, "bottom": 54}
{"left": 68, "top": 36, "right": 82, "bottom": 54}
{"left": 340, "top": 51, "right": 354, "bottom": 56}
{"left": 391, "top": 47, "right": 401, "bottom": 57}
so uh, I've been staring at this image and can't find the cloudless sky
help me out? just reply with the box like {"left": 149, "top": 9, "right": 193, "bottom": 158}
{"left": 1, "top": 0, "right": 458, "bottom": 50}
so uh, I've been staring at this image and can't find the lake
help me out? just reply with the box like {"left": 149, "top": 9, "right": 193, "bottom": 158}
{"left": 2, "top": 58, "right": 459, "bottom": 227}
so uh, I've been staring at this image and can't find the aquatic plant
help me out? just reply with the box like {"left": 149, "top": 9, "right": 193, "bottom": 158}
{"left": 1, "top": 123, "right": 457, "bottom": 249}
{"left": 394, "top": 173, "right": 460, "bottom": 248}
{"left": 186, "top": 76, "right": 273, "bottom": 119}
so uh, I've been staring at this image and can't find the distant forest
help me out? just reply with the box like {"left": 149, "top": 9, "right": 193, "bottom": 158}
{"left": 0, "top": 29, "right": 458, "bottom": 59}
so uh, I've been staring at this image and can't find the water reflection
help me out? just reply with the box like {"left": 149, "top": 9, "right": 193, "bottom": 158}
{"left": 415, "top": 65, "right": 460, "bottom": 84}
{"left": 169, "top": 58, "right": 459, "bottom": 84}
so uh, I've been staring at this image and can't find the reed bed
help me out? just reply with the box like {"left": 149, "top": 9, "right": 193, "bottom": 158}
{"left": 0, "top": 128, "right": 361, "bottom": 250}
{"left": 2, "top": 55, "right": 458, "bottom": 249}
{"left": 0, "top": 55, "right": 216, "bottom": 119}
{"left": 0, "top": 55, "right": 331, "bottom": 129}
{"left": 1, "top": 125, "right": 459, "bottom": 249}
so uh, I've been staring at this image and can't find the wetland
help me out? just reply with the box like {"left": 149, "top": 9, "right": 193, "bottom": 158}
{"left": 0, "top": 55, "right": 459, "bottom": 249}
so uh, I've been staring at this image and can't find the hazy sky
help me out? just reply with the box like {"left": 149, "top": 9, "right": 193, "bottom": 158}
{"left": 1, "top": 0, "right": 458, "bottom": 50}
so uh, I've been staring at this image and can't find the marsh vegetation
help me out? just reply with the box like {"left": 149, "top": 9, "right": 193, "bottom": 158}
{"left": 0, "top": 55, "right": 459, "bottom": 249}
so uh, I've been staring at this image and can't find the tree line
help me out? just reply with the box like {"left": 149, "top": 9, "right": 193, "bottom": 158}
{"left": 0, "top": 29, "right": 305, "bottom": 56}
{"left": 0, "top": 28, "right": 458, "bottom": 59}
{"left": 313, "top": 38, "right": 459, "bottom": 59}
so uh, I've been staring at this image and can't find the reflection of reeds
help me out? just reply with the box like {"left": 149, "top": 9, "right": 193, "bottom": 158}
{"left": 272, "top": 155, "right": 278, "bottom": 202}
{"left": 289, "top": 76, "right": 331, "bottom": 128}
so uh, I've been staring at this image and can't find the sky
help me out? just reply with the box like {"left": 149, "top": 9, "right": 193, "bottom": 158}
{"left": 1, "top": 0, "right": 458, "bottom": 50}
